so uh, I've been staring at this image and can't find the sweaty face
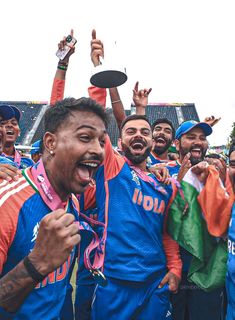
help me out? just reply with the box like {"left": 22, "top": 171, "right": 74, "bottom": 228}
{"left": 49, "top": 110, "right": 106, "bottom": 197}
{"left": 1, "top": 118, "right": 20, "bottom": 145}
{"left": 229, "top": 150, "right": 235, "bottom": 192}
{"left": 175, "top": 127, "right": 209, "bottom": 165}
{"left": 120, "top": 119, "right": 152, "bottom": 164}
{"left": 152, "top": 123, "right": 173, "bottom": 155}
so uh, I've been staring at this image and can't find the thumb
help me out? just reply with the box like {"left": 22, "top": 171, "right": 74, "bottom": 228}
{"left": 92, "top": 29, "right": 96, "bottom": 40}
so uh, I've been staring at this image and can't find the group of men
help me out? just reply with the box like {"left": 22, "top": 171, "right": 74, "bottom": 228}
{"left": 0, "top": 28, "right": 234, "bottom": 320}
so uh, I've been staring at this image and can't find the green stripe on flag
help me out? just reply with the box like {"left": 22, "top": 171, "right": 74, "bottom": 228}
{"left": 167, "top": 170, "right": 227, "bottom": 292}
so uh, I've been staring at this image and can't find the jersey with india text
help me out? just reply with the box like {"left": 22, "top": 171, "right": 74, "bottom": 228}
{"left": 0, "top": 169, "right": 78, "bottom": 320}
{"left": 85, "top": 135, "right": 181, "bottom": 282}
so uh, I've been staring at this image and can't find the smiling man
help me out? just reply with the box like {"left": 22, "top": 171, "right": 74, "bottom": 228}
{"left": 169, "top": 120, "right": 225, "bottom": 320}
{"left": 0, "top": 97, "right": 108, "bottom": 319}
{"left": 0, "top": 104, "right": 34, "bottom": 169}
{"left": 150, "top": 118, "right": 176, "bottom": 162}
{"left": 86, "top": 114, "right": 182, "bottom": 320}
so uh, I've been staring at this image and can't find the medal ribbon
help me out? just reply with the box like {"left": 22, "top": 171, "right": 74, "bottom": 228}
{"left": 26, "top": 159, "right": 106, "bottom": 273}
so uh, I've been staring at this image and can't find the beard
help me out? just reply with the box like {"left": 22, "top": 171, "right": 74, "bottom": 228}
{"left": 179, "top": 144, "right": 207, "bottom": 165}
{"left": 121, "top": 142, "right": 152, "bottom": 165}
{"left": 153, "top": 137, "right": 172, "bottom": 155}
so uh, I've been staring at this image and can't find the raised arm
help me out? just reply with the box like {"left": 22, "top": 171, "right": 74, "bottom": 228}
{"left": 50, "top": 29, "right": 76, "bottom": 106}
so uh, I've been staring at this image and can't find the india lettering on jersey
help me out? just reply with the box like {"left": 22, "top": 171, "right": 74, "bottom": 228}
{"left": 35, "top": 251, "right": 75, "bottom": 289}
{"left": 132, "top": 188, "right": 166, "bottom": 214}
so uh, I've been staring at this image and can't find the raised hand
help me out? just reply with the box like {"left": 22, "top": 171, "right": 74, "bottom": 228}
{"left": 177, "top": 153, "right": 191, "bottom": 182}
{"left": 133, "top": 81, "right": 152, "bottom": 112}
{"left": 90, "top": 29, "right": 104, "bottom": 67}
{"left": 203, "top": 115, "right": 221, "bottom": 127}
{"left": 57, "top": 29, "right": 76, "bottom": 64}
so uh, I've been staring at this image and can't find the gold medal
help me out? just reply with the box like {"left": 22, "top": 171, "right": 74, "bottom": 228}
{"left": 90, "top": 269, "right": 108, "bottom": 287}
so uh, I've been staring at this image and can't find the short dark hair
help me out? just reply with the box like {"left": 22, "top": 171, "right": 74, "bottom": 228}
{"left": 151, "top": 118, "right": 175, "bottom": 139}
{"left": 44, "top": 97, "right": 108, "bottom": 133}
{"left": 120, "top": 114, "right": 151, "bottom": 131}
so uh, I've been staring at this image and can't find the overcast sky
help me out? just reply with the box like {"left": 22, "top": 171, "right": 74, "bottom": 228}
{"left": 0, "top": 0, "right": 234, "bottom": 146}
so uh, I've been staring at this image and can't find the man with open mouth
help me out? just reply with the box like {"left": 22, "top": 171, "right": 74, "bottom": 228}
{"left": 169, "top": 120, "right": 225, "bottom": 320}
{"left": 0, "top": 97, "right": 108, "bottom": 320}
{"left": 0, "top": 104, "right": 34, "bottom": 169}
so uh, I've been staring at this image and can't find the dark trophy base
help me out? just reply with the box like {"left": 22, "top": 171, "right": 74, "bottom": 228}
{"left": 90, "top": 69, "right": 127, "bottom": 88}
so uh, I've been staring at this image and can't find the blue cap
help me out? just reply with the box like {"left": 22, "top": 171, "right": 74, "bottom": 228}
{"left": 30, "top": 140, "right": 41, "bottom": 155}
{"left": 175, "top": 120, "right": 212, "bottom": 140}
{"left": 0, "top": 104, "right": 21, "bottom": 122}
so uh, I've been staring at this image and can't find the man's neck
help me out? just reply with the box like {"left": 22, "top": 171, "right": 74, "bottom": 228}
{"left": 3, "top": 144, "right": 15, "bottom": 157}
{"left": 152, "top": 149, "right": 168, "bottom": 161}
{"left": 43, "top": 157, "right": 69, "bottom": 202}
{"left": 132, "top": 160, "right": 148, "bottom": 172}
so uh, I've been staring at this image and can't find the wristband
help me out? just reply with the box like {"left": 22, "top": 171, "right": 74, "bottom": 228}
{"left": 23, "top": 256, "right": 46, "bottom": 283}
{"left": 111, "top": 100, "right": 121, "bottom": 104}
{"left": 57, "top": 65, "right": 67, "bottom": 71}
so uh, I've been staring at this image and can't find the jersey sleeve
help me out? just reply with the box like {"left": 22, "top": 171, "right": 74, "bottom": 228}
{"left": 102, "top": 135, "right": 125, "bottom": 181}
{"left": 162, "top": 178, "right": 182, "bottom": 278}
{"left": 50, "top": 78, "right": 65, "bottom": 106}
{"left": 88, "top": 86, "right": 107, "bottom": 108}
{"left": 0, "top": 183, "right": 19, "bottom": 273}
{"left": 162, "top": 231, "right": 182, "bottom": 279}
{"left": 198, "top": 166, "right": 234, "bottom": 237}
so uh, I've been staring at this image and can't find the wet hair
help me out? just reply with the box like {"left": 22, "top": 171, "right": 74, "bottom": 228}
{"left": 44, "top": 97, "right": 108, "bottom": 133}
{"left": 151, "top": 118, "right": 175, "bottom": 139}
{"left": 120, "top": 114, "right": 151, "bottom": 131}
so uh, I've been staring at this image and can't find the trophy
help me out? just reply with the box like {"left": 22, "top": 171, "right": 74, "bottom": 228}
{"left": 90, "top": 40, "right": 127, "bottom": 89}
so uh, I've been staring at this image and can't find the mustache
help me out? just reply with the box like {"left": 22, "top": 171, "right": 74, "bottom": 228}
{"left": 75, "top": 154, "right": 103, "bottom": 164}
{"left": 130, "top": 137, "right": 147, "bottom": 146}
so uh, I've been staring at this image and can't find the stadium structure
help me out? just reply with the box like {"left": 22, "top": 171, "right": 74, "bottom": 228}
{"left": 0, "top": 101, "right": 200, "bottom": 147}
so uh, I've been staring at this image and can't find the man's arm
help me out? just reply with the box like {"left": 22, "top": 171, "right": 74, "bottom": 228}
{"left": 50, "top": 29, "right": 75, "bottom": 106}
{"left": 0, "top": 209, "right": 80, "bottom": 314}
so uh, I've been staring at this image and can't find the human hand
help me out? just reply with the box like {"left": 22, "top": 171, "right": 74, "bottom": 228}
{"left": 191, "top": 161, "right": 209, "bottom": 183}
{"left": 177, "top": 153, "right": 191, "bottom": 182}
{"left": 57, "top": 29, "right": 76, "bottom": 64}
{"left": 158, "top": 271, "right": 180, "bottom": 293}
{"left": 205, "top": 157, "right": 227, "bottom": 184}
{"left": 28, "top": 209, "right": 80, "bottom": 276}
{"left": 132, "top": 81, "right": 152, "bottom": 109}
{"left": 149, "top": 165, "right": 171, "bottom": 184}
{"left": 91, "top": 29, "right": 104, "bottom": 67}
{"left": 203, "top": 115, "right": 221, "bottom": 127}
{"left": 0, "top": 164, "right": 21, "bottom": 181}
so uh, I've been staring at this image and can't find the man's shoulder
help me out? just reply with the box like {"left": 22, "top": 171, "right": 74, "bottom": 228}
{"left": 0, "top": 174, "right": 33, "bottom": 206}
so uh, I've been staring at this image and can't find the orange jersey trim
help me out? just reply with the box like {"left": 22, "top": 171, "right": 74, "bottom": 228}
{"left": 0, "top": 175, "right": 35, "bottom": 273}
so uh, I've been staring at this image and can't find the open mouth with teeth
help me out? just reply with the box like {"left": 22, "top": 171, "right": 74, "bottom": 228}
{"left": 130, "top": 139, "right": 147, "bottom": 153}
{"left": 75, "top": 161, "right": 100, "bottom": 185}
{"left": 155, "top": 137, "right": 166, "bottom": 145}
{"left": 190, "top": 148, "right": 203, "bottom": 158}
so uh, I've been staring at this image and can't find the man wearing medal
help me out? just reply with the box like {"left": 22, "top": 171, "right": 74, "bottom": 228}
{"left": 0, "top": 97, "right": 108, "bottom": 319}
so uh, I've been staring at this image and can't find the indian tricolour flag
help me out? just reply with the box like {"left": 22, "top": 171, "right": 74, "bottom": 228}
{"left": 167, "top": 168, "right": 227, "bottom": 292}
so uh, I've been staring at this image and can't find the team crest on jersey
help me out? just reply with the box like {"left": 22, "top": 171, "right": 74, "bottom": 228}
{"left": 131, "top": 170, "right": 140, "bottom": 186}
{"left": 31, "top": 222, "right": 40, "bottom": 242}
